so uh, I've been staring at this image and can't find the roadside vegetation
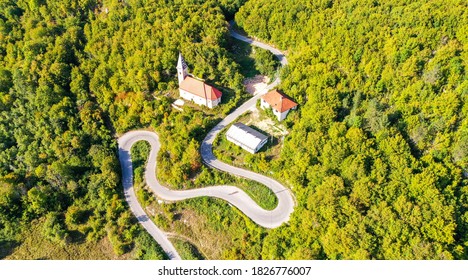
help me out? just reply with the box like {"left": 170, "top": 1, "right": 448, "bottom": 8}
{"left": 171, "top": 238, "right": 205, "bottom": 260}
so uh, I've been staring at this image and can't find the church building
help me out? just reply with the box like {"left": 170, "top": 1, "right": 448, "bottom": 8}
{"left": 176, "top": 53, "right": 222, "bottom": 108}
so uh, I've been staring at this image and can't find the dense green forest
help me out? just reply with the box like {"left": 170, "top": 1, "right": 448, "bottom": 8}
{"left": 236, "top": 0, "right": 467, "bottom": 259}
{"left": 0, "top": 0, "right": 247, "bottom": 259}
{"left": 0, "top": 0, "right": 467, "bottom": 260}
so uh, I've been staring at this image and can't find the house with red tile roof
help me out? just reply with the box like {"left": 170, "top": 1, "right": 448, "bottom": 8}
{"left": 176, "top": 53, "right": 222, "bottom": 108}
{"left": 260, "top": 89, "right": 298, "bottom": 121}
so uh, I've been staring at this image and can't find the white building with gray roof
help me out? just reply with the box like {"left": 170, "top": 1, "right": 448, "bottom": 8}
{"left": 226, "top": 123, "right": 269, "bottom": 154}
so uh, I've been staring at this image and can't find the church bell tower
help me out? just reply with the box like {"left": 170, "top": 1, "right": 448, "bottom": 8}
{"left": 176, "top": 53, "right": 188, "bottom": 85}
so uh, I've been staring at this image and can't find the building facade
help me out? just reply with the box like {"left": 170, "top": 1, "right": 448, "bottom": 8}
{"left": 260, "top": 89, "right": 298, "bottom": 121}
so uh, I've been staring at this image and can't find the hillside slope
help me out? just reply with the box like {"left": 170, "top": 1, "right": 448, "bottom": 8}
{"left": 236, "top": 0, "right": 468, "bottom": 259}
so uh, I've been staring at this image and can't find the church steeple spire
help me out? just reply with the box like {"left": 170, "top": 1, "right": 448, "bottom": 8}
{"left": 176, "top": 53, "right": 188, "bottom": 85}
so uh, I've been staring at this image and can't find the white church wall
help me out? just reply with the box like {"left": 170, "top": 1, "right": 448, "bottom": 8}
{"left": 208, "top": 98, "right": 220, "bottom": 108}
{"left": 179, "top": 89, "right": 209, "bottom": 107}
{"left": 179, "top": 89, "right": 193, "bottom": 101}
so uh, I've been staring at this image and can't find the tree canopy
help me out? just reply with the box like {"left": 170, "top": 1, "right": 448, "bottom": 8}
{"left": 0, "top": 0, "right": 466, "bottom": 260}
{"left": 236, "top": 0, "right": 468, "bottom": 259}
{"left": 0, "top": 0, "right": 245, "bottom": 258}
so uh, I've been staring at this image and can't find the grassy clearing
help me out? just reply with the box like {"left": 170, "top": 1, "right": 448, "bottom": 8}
{"left": 234, "top": 177, "right": 278, "bottom": 210}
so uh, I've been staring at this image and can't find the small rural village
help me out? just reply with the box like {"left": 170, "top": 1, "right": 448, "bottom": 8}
{"left": 117, "top": 25, "right": 296, "bottom": 260}
{"left": 174, "top": 53, "right": 297, "bottom": 154}
{"left": 1, "top": 0, "right": 466, "bottom": 269}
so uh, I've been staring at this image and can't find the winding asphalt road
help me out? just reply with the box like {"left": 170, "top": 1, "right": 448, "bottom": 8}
{"left": 118, "top": 23, "right": 294, "bottom": 260}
